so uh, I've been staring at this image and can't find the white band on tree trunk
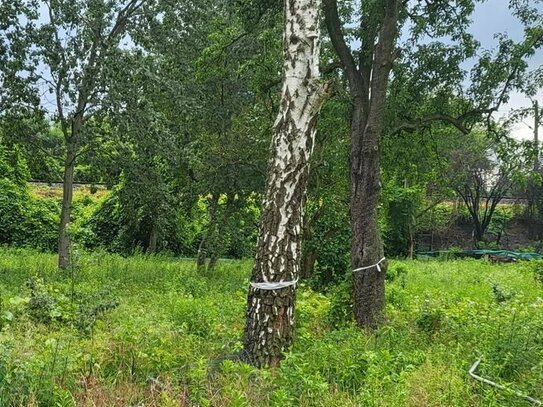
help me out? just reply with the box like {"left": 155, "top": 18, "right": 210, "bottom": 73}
{"left": 353, "top": 257, "right": 386, "bottom": 273}
{"left": 250, "top": 279, "right": 299, "bottom": 290}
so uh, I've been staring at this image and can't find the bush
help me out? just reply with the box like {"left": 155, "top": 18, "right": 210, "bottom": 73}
{"left": 416, "top": 298, "right": 444, "bottom": 335}
{"left": 20, "top": 197, "right": 59, "bottom": 252}
{"left": 531, "top": 260, "right": 543, "bottom": 285}
{"left": 277, "top": 329, "right": 369, "bottom": 405}
{"left": 304, "top": 197, "right": 351, "bottom": 290}
{"left": 382, "top": 184, "right": 424, "bottom": 257}
{"left": 326, "top": 277, "right": 354, "bottom": 328}
{"left": 0, "top": 179, "right": 28, "bottom": 246}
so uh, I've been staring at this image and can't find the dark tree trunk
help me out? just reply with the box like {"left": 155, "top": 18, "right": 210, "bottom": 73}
{"left": 350, "top": 117, "right": 387, "bottom": 328}
{"left": 207, "top": 194, "right": 236, "bottom": 272}
{"left": 196, "top": 193, "right": 219, "bottom": 270}
{"left": 324, "top": 0, "right": 399, "bottom": 329}
{"left": 243, "top": 0, "right": 328, "bottom": 368}
{"left": 300, "top": 250, "right": 317, "bottom": 279}
{"left": 148, "top": 221, "right": 158, "bottom": 254}
{"left": 473, "top": 221, "right": 484, "bottom": 245}
{"left": 207, "top": 251, "right": 219, "bottom": 272}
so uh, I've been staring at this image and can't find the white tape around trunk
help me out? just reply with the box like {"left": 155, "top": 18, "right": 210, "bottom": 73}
{"left": 250, "top": 278, "right": 298, "bottom": 290}
{"left": 353, "top": 257, "right": 386, "bottom": 273}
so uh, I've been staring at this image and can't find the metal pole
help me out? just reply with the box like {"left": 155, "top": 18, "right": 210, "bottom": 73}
{"left": 468, "top": 358, "right": 542, "bottom": 405}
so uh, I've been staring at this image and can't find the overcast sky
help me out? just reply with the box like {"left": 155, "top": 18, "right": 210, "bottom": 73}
{"left": 30, "top": 1, "right": 542, "bottom": 139}
{"left": 469, "top": 1, "right": 542, "bottom": 140}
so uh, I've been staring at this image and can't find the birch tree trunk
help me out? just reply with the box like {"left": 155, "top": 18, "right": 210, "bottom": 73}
{"left": 243, "top": 0, "right": 328, "bottom": 368}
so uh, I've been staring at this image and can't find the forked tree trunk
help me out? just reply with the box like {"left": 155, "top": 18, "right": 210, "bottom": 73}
{"left": 196, "top": 193, "right": 219, "bottom": 269}
{"left": 243, "top": 0, "right": 328, "bottom": 368}
{"left": 324, "top": 0, "right": 399, "bottom": 329}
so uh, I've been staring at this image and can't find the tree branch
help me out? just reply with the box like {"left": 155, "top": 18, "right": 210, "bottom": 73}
{"left": 323, "top": 0, "right": 364, "bottom": 96}
{"left": 390, "top": 108, "right": 497, "bottom": 135}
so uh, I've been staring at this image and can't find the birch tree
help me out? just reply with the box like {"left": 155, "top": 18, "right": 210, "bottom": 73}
{"left": 243, "top": 0, "right": 329, "bottom": 367}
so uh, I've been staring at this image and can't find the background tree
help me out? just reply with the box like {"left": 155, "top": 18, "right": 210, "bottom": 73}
{"left": 323, "top": 0, "right": 543, "bottom": 329}
{"left": 0, "top": 0, "right": 153, "bottom": 268}
{"left": 188, "top": 9, "right": 272, "bottom": 270}
{"left": 449, "top": 133, "right": 532, "bottom": 245}
{"left": 324, "top": 0, "right": 400, "bottom": 328}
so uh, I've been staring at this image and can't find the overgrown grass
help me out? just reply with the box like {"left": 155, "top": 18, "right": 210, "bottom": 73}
{"left": 0, "top": 248, "right": 541, "bottom": 406}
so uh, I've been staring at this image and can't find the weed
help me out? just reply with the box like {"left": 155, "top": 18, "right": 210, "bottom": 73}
{"left": 0, "top": 250, "right": 540, "bottom": 406}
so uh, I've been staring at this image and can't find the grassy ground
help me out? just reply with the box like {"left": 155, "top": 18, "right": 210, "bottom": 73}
{"left": 0, "top": 249, "right": 542, "bottom": 406}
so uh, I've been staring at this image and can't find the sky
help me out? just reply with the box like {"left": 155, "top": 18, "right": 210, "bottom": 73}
{"left": 468, "top": 1, "right": 542, "bottom": 140}
{"left": 27, "top": 1, "right": 542, "bottom": 140}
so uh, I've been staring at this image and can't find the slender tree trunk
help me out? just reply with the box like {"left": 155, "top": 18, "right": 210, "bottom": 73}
{"left": 58, "top": 140, "right": 76, "bottom": 269}
{"left": 207, "top": 194, "right": 236, "bottom": 272}
{"left": 58, "top": 115, "right": 82, "bottom": 269}
{"left": 243, "top": 0, "right": 328, "bottom": 368}
{"left": 207, "top": 251, "right": 219, "bottom": 272}
{"left": 408, "top": 226, "right": 414, "bottom": 259}
{"left": 196, "top": 238, "right": 207, "bottom": 269}
{"left": 196, "top": 193, "right": 219, "bottom": 269}
{"left": 528, "top": 100, "right": 540, "bottom": 238}
{"left": 148, "top": 221, "right": 158, "bottom": 254}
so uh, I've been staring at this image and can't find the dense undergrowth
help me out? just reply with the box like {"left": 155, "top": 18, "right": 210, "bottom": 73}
{"left": 0, "top": 249, "right": 542, "bottom": 406}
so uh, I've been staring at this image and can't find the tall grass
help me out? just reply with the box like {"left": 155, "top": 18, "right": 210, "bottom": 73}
{"left": 0, "top": 248, "right": 541, "bottom": 406}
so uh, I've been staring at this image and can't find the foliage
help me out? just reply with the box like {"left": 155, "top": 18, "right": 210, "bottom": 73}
{"left": 448, "top": 133, "right": 532, "bottom": 245}
{"left": 0, "top": 251, "right": 541, "bottom": 405}
{"left": 382, "top": 183, "right": 425, "bottom": 257}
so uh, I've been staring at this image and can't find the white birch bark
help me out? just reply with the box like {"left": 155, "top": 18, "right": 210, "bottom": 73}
{"left": 243, "top": 0, "right": 329, "bottom": 368}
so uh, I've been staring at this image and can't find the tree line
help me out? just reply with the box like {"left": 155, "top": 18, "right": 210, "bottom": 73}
{"left": 1, "top": 0, "right": 542, "bottom": 366}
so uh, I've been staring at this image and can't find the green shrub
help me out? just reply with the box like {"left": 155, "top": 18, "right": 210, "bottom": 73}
{"left": 20, "top": 197, "right": 59, "bottom": 251}
{"left": 326, "top": 277, "right": 354, "bottom": 328}
{"left": 416, "top": 298, "right": 444, "bottom": 335}
{"left": 417, "top": 202, "right": 454, "bottom": 233}
{"left": 382, "top": 184, "right": 424, "bottom": 257}
{"left": 0, "top": 179, "right": 28, "bottom": 246}
{"left": 278, "top": 329, "right": 369, "bottom": 404}
{"left": 304, "top": 197, "right": 351, "bottom": 290}
{"left": 386, "top": 263, "right": 409, "bottom": 283}
{"left": 491, "top": 281, "right": 516, "bottom": 303}
{"left": 169, "top": 297, "right": 219, "bottom": 338}
{"left": 531, "top": 260, "right": 543, "bottom": 285}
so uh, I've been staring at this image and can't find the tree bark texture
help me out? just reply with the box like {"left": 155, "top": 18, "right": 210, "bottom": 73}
{"left": 58, "top": 108, "right": 86, "bottom": 270}
{"left": 324, "top": 0, "right": 399, "bottom": 328}
{"left": 243, "top": 0, "right": 328, "bottom": 368}
{"left": 58, "top": 139, "right": 77, "bottom": 269}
